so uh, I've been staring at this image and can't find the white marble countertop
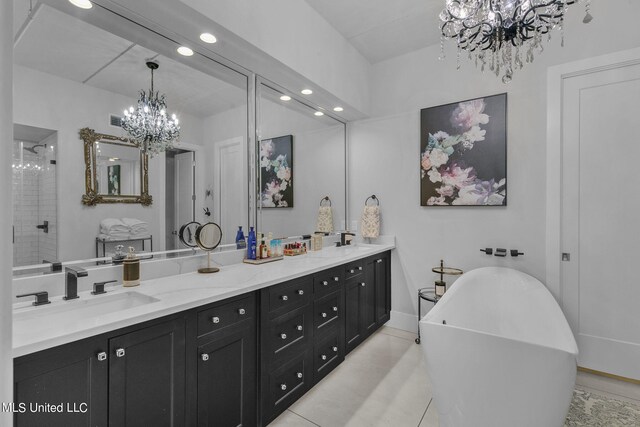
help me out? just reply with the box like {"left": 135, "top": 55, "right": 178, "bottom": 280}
{"left": 13, "top": 241, "right": 394, "bottom": 358}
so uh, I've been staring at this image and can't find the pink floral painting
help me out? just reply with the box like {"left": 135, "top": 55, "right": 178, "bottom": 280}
{"left": 420, "top": 94, "right": 507, "bottom": 206}
{"left": 260, "top": 135, "right": 293, "bottom": 208}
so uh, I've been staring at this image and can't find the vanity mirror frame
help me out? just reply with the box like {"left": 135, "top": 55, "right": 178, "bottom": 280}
{"left": 80, "top": 127, "right": 152, "bottom": 206}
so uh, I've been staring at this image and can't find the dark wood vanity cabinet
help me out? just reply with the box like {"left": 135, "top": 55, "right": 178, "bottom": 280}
{"left": 14, "top": 250, "right": 391, "bottom": 427}
{"left": 13, "top": 317, "right": 185, "bottom": 427}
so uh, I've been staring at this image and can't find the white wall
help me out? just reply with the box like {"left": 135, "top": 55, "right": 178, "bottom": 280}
{"left": 13, "top": 65, "right": 204, "bottom": 262}
{"left": 350, "top": 0, "right": 640, "bottom": 332}
{"left": 0, "top": 0, "right": 13, "bottom": 420}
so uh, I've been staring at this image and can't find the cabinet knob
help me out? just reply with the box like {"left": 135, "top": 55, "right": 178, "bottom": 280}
{"left": 238, "top": 308, "right": 246, "bottom": 315}
{"left": 376, "top": 259, "right": 383, "bottom": 264}
{"left": 201, "top": 353, "right": 209, "bottom": 362}
{"left": 350, "top": 269, "right": 355, "bottom": 274}
{"left": 281, "top": 333, "right": 287, "bottom": 340}
{"left": 358, "top": 266, "right": 363, "bottom": 271}
{"left": 321, "top": 312, "right": 327, "bottom": 318}
{"left": 333, "top": 306, "right": 338, "bottom": 312}
{"left": 333, "top": 346, "right": 338, "bottom": 352}
{"left": 333, "top": 277, "right": 339, "bottom": 282}
{"left": 322, "top": 281, "right": 328, "bottom": 286}
{"left": 297, "top": 372, "right": 303, "bottom": 379}
{"left": 297, "top": 325, "right": 303, "bottom": 331}
{"left": 360, "top": 282, "right": 366, "bottom": 287}
{"left": 115, "top": 348, "right": 125, "bottom": 358}
{"left": 280, "top": 383, "right": 287, "bottom": 391}
{"left": 211, "top": 316, "right": 220, "bottom": 324}
{"left": 321, "top": 354, "right": 327, "bottom": 360}
{"left": 297, "top": 290, "right": 304, "bottom": 295}
{"left": 281, "top": 295, "right": 288, "bottom": 301}
{"left": 97, "top": 351, "right": 107, "bottom": 362}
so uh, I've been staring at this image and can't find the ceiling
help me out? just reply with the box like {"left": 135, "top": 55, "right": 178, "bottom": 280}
{"left": 13, "top": 3, "right": 246, "bottom": 118}
{"left": 305, "top": 0, "right": 444, "bottom": 64}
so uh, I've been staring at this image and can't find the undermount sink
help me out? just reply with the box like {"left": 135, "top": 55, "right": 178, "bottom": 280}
{"left": 14, "top": 292, "right": 160, "bottom": 331}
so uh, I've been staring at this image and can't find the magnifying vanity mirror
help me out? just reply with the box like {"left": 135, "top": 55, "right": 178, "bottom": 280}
{"left": 80, "top": 128, "right": 151, "bottom": 206}
{"left": 195, "top": 222, "right": 223, "bottom": 274}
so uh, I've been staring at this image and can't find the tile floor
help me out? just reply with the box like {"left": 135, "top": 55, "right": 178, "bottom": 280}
{"left": 269, "top": 326, "right": 640, "bottom": 427}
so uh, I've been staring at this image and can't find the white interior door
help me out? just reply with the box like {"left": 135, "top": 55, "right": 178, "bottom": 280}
{"left": 212, "top": 137, "right": 246, "bottom": 244}
{"left": 561, "top": 61, "right": 640, "bottom": 380}
{"left": 174, "top": 151, "right": 194, "bottom": 248}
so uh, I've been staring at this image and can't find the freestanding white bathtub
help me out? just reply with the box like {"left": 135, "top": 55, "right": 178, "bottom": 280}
{"left": 419, "top": 267, "right": 578, "bottom": 427}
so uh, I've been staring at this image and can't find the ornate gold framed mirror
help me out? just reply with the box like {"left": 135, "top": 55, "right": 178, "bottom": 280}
{"left": 80, "top": 127, "right": 152, "bottom": 206}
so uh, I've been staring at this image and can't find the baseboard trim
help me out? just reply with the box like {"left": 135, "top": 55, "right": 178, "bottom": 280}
{"left": 578, "top": 367, "right": 640, "bottom": 386}
{"left": 386, "top": 310, "right": 417, "bottom": 333}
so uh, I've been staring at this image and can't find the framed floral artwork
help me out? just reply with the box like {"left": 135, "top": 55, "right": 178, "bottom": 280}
{"left": 420, "top": 93, "right": 507, "bottom": 206}
{"left": 260, "top": 135, "right": 293, "bottom": 208}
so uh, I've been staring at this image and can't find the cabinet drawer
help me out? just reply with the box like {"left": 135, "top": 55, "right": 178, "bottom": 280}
{"left": 314, "top": 291, "right": 341, "bottom": 331}
{"left": 197, "top": 294, "right": 255, "bottom": 338}
{"left": 313, "top": 326, "right": 342, "bottom": 383}
{"left": 267, "top": 277, "right": 313, "bottom": 317}
{"left": 344, "top": 260, "right": 365, "bottom": 281}
{"left": 264, "top": 351, "right": 313, "bottom": 422}
{"left": 267, "top": 306, "right": 312, "bottom": 358}
{"left": 313, "top": 268, "right": 341, "bottom": 297}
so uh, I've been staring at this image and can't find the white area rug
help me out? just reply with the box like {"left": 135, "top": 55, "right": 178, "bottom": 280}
{"left": 565, "top": 388, "right": 640, "bottom": 426}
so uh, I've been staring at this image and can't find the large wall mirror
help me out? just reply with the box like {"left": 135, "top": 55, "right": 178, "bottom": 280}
{"left": 12, "top": 0, "right": 249, "bottom": 270}
{"left": 257, "top": 79, "right": 347, "bottom": 238}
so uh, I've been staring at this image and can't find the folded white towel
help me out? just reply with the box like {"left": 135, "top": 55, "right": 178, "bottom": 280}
{"left": 100, "top": 218, "right": 128, "bottom": 235}
{"left": 122, "top": 217, "right": 149, "bottom": 235}
{"left": 360, "top": 206, "right": 380, "bottom": 239}
{"left": 316, "top": 206, "right": 334, "bottom": 233}
{"left": 98, "top": 233, "right": 129, "bottom": 242}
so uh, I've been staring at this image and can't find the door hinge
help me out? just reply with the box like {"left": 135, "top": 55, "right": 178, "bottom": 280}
{"left": 562, "top": 253, "right": 571, "bottom": 262}
{"left": 192, "top": 195, "right": 196, "bottom": 201}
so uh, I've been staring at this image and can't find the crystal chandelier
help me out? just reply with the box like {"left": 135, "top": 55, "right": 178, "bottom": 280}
{"left": 439, "top": 0, "right": 593, "bottom": 83}
{"left": 122, "top": 60, "right": 180, "bottom": 156}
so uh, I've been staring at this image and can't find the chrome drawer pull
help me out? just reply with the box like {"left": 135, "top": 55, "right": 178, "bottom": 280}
{"left": 115, "top": 348, "right": 125, "bottom": 358}
{"left": 298, "top": 290, "right": 304, "bottom": 295}
{"left": 281, "top": 295, "right": 288, "bottom": 301}
{"left": 238, "top": 308, "right": 246, "bottom": 315}
{"left": 333, "top": 277, "right": 339, "bottom": 281}
{"left": 333, "top": 306, "right": 338, "bottom": 312}
{"left": 297, "top": 325, "right": 303, "bottom": 331}
{"left": 281, "top": 383, "right": 287, "bottom": 391}
{"left": 281, "top": 333, "right": 287, "bottom": 340}
{"left": 358, "top": 266, "right": 363, "bottom": 271}
{"left": 376, "top": 259, "right": 383, "bottom": 264}
{"left": 333, "top": 346, "right": 338, "bottom": 352}
{"left": 297, "top": 372, "right": 303, "bottom": 379}
{"left": 97, "top": 351, "right": 107, "bottom": 362}
{"left": 360, "top": 282, "right": 366, "bottom": 287}
{"left": 211, "top": 316, "right": 220, "bottom": 324}
{"left": 201, "top": 353, "right": 209, "bottom": 362}
{"left": 321, "top": 312, "right": 327, "bottom": 318}
{"left": 322, "top": 281, "right": 328, "bottom": 286}
{"left": 321, "top": 354, "right": 327, "bottom": 361}
{"left": 349, "top": 269, "right": 355, "bottom": 274}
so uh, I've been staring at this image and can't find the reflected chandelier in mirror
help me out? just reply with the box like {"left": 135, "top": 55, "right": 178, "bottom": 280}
{"left": 80, "top": 127, "right": 152, "bottom": 206}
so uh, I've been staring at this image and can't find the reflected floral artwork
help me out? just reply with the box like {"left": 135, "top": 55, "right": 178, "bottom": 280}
{"left": 420, "top": 94, "right": 507, "bottom": 206}
{"left": 260, "top": 135, "right": 293, "bottom": 208}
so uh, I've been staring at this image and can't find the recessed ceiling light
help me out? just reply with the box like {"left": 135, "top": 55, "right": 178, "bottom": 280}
{"left": 301, "top": 89, "right": 313, "bottom": 95}
{"left": 280, "top": 95, "right": 292, "bottom": 101}
{"left": 69, "top": 0, "right": 92, "bottom": 9}
{"left": 333, "top": 106, "right": 344, "bottom": 112}
{"left": 314, "top": 111, "right": 324, "bottom": 116}
{"left": 200, "top": 33, "right": 217, "bottom": 44}
{"left": 177, "top": 46, "right": 194, "bottom": 56}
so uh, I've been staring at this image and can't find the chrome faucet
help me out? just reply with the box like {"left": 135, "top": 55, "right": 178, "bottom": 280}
{"left": 65, "top": 266, "right": 87, "bottom": 300}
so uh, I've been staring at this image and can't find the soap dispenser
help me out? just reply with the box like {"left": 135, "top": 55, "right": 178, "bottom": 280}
{"left": 123, "top": 246, "right": 140, "bottom": 287}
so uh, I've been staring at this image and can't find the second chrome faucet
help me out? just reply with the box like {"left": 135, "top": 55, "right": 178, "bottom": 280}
{"left": 64, "top": 266, "right": 87, "bottom": 300}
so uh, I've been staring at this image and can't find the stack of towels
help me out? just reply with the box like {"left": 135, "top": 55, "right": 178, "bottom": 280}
{"left": 99, "top": 218, "right": 150, "bottom": 241}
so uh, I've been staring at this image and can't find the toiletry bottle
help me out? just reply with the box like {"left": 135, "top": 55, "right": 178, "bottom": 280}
{"left": 266, "top": 232, "right": 273, "bottom": 257}
{"left": 260, "top": 240, "right": 268, "bottom": 259}
{"left": 235, "top": 226, "right": 246, "bottom": 250}
{"left": 248, "top": 226, "right": 257, "bottom": 260}
{"left": 123, "top": 246, "right": 140, "bottom": 287}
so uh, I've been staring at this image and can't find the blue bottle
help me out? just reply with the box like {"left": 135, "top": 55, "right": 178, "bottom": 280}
{"left": 247, "top": 227, "right": 257, "bottom": 260}
{"left": 235, "top": 226, "right": 246, "bottom": 250}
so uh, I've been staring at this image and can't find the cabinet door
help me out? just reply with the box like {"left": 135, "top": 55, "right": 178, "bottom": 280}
{"left": 374, "top": 254, "right": 391, "bottom": 325}
{"left": 197, "top": 321, "right": 256, "bottom": 427}
{"left": 14, "top": 337, "right": 108, "bottom": 427}
{"left": 345, "top": 280, "right": 363, "bottom": 354}
{"left": 361, "top": 262, "right": 377, "bottom": 337}
{"left": 109, "top": 318, "right": 185, "bottom": 427}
